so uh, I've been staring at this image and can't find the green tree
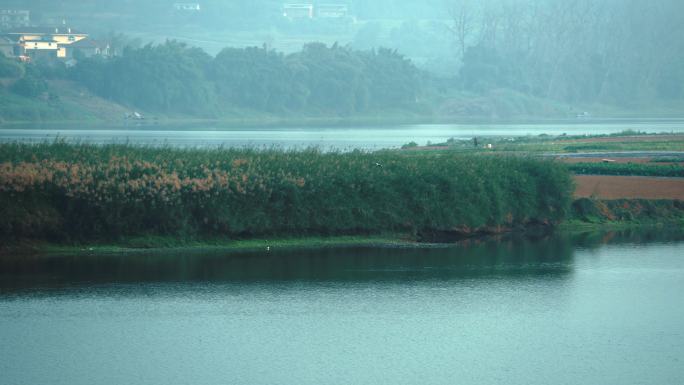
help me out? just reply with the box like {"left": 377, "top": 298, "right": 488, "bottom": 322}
{"left": 211, "top": 46, "right": 297, "bottom": 111}
{"left": 72, "top": 41, "right": 214, "bottom": 114}
{"left": 361, "top": 48, "right": 420, "bottom": 108}
{"left": 70, "top": 41, "right": 424, "bottom": 117}
{"left": 291, "top": 43, "right": 367, "bottom": 114}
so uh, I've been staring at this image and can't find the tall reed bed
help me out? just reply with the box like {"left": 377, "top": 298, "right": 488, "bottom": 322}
{"left": 0, "top": 142, "right": 573, "bottom": 241}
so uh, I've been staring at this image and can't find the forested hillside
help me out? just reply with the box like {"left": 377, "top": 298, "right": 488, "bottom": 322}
{"left": 69, "top": 42, "right": 421, "bottom": 116}
{"left": 1, "top": 0, "right": 684, "bottom": 122}
{"left": 450, "top": 0, "right": 684, "bottom": 105}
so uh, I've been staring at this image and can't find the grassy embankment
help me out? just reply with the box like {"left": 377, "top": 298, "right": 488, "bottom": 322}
{"left": 1, "top": 75, "right": 435, "bottom": 126}
{"left": 0, "top": 142, "right": 573, "bottom": 251}
{"left": 0, "top": 88, "right": 88, "bottom": 124}
{"left": 563, "top": 198, "right": 684, "bottom": 231}
{"left": 4, "top": 77, "right": 684, "bottom": 126}
{"left": 402, "top": 131, "right": 684, "bottom": 231}
{"left": 413, "top": 131, "right": 684, "bottom": 154}
{"left": 3, "top": 133, "right": 683, "bottom": 254}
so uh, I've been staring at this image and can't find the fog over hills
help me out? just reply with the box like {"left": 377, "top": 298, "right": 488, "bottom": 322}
{"left": 1, "top": 0, "right": 683, "bottom": 120}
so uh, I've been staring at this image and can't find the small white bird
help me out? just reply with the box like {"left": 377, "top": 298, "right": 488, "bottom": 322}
{"left": 266, "top": 246, "right": 271, "bottom": 251}
{"left": 374, "top": 162, "right": 383, "bottom": 168}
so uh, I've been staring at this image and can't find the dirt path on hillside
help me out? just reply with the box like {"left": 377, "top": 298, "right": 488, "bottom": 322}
{"left": 574, "top": 175, "right": 684, "bottom": 199}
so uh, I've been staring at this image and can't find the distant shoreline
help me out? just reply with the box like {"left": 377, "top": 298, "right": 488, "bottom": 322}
{"left": 4, "top": 114, "right": 684, "bottom": 129}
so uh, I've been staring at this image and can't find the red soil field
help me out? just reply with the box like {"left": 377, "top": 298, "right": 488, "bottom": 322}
{"left": 574, "top": 175, "right": 684, "bottom": 200}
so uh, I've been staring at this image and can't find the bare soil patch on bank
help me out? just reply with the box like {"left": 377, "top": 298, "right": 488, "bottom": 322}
{"left": 574, "top": 175, "right": 684, "bottom": 199}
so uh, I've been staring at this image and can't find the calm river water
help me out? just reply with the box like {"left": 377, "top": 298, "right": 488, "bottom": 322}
{"left": 1, "top": 119, "right": 684, "bottom": 149}
{"left": 1, "top": 229, "right": 683, "bottom": 385}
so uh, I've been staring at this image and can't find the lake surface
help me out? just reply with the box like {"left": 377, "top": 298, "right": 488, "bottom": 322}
{"left": 2, "top": 229, "right": 684, "bottom": 385}
{"left": 1, "top": 119, "right": 684, "bottom": 149}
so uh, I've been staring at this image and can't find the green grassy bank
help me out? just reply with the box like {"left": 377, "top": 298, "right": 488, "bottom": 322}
{"left": 0, "top": 142, "right": 573, "bottom": 244}
{"left": 568, "top": 198, "right": 684, "bottom": 226}
{"left": 415, "top": 131, "right": 684, "bottom": 154}
{"left": 6, "top": 198, "right": 683, "bottom": 256}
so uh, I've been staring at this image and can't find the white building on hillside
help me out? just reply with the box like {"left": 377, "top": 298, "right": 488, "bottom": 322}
{"left": 316, "top": 4, "right": 348, "bottom": 18}
{"left": 173, "top": 3, "right": 201, "bottom": 11}
{"left": 283, "top": 4, "right": 314, "bottom": 19}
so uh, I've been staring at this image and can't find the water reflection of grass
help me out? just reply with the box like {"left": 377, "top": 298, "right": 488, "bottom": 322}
{"left": 3, "top": 227, "right": 681, "bottom": 292}
{"left": 566, "top": 226, "right": 684, "bottom": 249}
{"left": 0, "top": 233, "right": 578, "bottom": 289}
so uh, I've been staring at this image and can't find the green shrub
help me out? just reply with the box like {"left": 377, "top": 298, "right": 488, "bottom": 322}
{"left": 401, "top": 141, "right": 418, "bottom": 149}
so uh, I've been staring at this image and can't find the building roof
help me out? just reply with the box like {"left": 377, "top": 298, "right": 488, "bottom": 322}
{"left": 4, "top": 26, "right": 86, "bottom": 35}
{"left": 68, "top": 38, "right": 99, "bottom": 48}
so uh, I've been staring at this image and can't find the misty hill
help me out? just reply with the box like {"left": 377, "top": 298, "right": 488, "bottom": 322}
{"left": 1, "top": 0, "right": 683, "bottom": 122}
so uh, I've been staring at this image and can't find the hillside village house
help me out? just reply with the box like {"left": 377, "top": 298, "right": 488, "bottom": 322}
{"left": 282, "top": 3, "right": 349, "bottom": 20}
{"left": 65, "top": 38, "right": 109, "bottom": 59}
{"left": 316, "top": 4, "right": 348, "bottom": 18}
{"left": 173, "top": 3, "right": 201, "bottom": 11}
{"left": 283, "top": 4, "right": 314, "bottom": 19}
{"left": 3, "top": 26, "right": 106, "bottom": 61}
